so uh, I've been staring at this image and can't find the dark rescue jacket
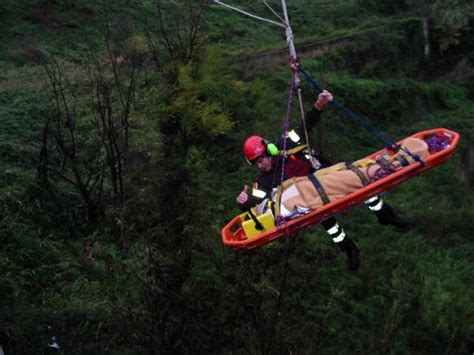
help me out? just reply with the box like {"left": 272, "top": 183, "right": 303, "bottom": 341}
{"left": 239, "top": 106, "right": 332, "bottom": 211}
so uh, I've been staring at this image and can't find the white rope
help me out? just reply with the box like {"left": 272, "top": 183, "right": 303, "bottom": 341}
{"left": 213, "top": 1, "right": 286, "bottom": 28}
{"left": 280, "top": 0, "right": 301, "bottom": 91}
{"left": 297, "top": 86, "right": 312, "bottom": 155}
{"left": 262, "top": 0, "right": 286, "bottom": 24}
{"left": 280, "top": 0, "right": 297, "bottom": 58}
{"left": 213, "top": 0, "right": 298, "bottom": 60}
{"left": 285, "top": 27, "right": 297, "bottom": 59}
{"left": 281, "top": 0, "right": 291, "bottom": 27}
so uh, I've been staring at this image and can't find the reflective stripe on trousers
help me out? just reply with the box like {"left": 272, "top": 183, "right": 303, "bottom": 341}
{"left": 324, "top": 221, "right": 346, "bottom": 243}
{"left": 365, "top": 195, "right": 383, "bottom": 212}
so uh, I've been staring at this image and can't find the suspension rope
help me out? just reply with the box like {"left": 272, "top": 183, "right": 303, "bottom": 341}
{"left": 297, "top": 86, "right": 313, "bottom": 155}
{"left": 263, "top": 0, "right": 286, "bottom": 24}
{"left": 277, "top": 74, "right": 297, "bottom": 191}
{"left": 280, "top": 0, "right": 317, "bottom": 162}
{"left": 213, "top": 1, "right": 286, "bottom": 28}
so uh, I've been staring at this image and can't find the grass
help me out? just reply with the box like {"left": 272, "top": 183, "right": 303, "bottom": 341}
{"left": 1, "top": 1, "right": 473, "bottom": 353}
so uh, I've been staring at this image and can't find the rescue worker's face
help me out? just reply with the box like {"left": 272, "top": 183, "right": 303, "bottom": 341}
{"left": 254, "top": 154, "right": 272, "bottom": 172}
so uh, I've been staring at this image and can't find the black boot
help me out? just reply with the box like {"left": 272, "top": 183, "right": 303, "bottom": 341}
{"left": 376, "top": 203, "right": 410, "bottom": 230}
{"left": 337, "top": 237, "right": 360, "bottom": 271}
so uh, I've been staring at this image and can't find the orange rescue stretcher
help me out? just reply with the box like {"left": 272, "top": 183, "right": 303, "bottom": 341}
{"left": 221, "top": 128, "right": 461, "bottom": 250}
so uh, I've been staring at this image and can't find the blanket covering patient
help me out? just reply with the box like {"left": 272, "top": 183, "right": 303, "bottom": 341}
{"left": 256, "top": 137, "right": 430, "bottom": 220}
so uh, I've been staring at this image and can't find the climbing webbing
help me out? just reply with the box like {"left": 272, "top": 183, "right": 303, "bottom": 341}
{"left": 299, "top": 66, "right": 425, "bottom": 165}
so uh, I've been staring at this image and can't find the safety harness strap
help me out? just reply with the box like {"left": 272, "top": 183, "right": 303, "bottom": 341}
{"left": 247, "top": 208, "right": 265, "bottom": 231}
{"left": 275, "top": 185, "right": 283, "bottom": 218}
{"left": 262, "top": 198, "right": 277, "bottom": 220}
{"left": 396, "top": 155, "right": 410, "bottom": 167}
{"left": 280, "top": 144, "right": 307, "bottom": 156}
{"left": 345, "top": 162, "right": 369, "bottom": 186}
{"left": 307, "top": 173, "right": 330, "bottom": 205}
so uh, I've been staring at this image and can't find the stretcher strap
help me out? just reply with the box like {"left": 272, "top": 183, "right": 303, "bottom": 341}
{"left": 345, "top": 162, "right": 369, "bottom": 186}
{"left": 275, "top": 185, "right": 283, "bottom": 219}
{"left": 268, "top": 199, "right": 276, "bottom": 218}
{"left": 307, "top": 173, "right": 330, "bottom": 205}
{"left": 247, "top": 209, "right": 264, "bottom": 230}
{"left": 395, "top": 155, "right": 410, "bottom": 167}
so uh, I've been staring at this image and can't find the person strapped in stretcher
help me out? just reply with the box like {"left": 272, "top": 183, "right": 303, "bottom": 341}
{"left": 238, "top": 90, "right": 411, "bottom": 271}
{"left": 254, "top": 137, "right": 429, "bottom": 221}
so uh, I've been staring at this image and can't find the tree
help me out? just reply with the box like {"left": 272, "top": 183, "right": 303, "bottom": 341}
{"left": 123, "top": 53, "right": 237, "bottom": 351}
{"left": 40, "top": 57, "right": 104, "bottom": 226}
{"left": 38, "top": 31, "right": 146, "bottom": 229}
{"left": 430, "top": 0, "right": 474, "bottom": 52}
{"left": 407, "top": 0, "right": 433, "bottom": 60}
{"left": 153, "top": 0, "right": 206, "bottom": 66}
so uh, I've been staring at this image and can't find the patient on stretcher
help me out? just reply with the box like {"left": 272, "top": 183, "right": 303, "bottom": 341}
{"left": 255, "top": 137, "right": 430, "bottom": 220}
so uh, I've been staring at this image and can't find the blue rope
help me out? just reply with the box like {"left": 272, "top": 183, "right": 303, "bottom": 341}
{"left": 299, "top": 66, "right": 425, "bottom": 165}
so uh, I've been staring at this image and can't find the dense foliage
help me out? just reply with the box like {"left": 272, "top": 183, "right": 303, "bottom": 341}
{"left": 1, "top": 0, "right": 473, "bottom": 353}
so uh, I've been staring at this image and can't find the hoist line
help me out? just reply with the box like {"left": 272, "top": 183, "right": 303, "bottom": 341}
{"left": 297, "top": 86, "right": 313, "bottom": 156}
{"left": 213, "top": 0, "right": 310, "bottom": 162}
{"left": 277, "top": 73, "right": 297, "bottom": 199}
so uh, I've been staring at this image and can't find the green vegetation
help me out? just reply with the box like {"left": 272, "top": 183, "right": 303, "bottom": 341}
{"left": 0, "top": 0, "right": 473, "bottom": 353}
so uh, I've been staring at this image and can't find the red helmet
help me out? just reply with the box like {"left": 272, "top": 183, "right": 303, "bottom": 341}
{"left": 243, "top": 135, "right": 266, "bottom": 162}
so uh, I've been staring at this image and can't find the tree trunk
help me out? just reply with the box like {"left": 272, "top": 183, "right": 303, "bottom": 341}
{"left": 459, "top": 143, "right": 474, "bottom": 186}
{"left": 422, "top": 16, "right": 430, "bottom": 61}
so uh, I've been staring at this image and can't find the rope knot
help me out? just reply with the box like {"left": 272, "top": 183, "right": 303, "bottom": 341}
{"left": 289, "top": 56, "right": 300, "bottom": 73}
